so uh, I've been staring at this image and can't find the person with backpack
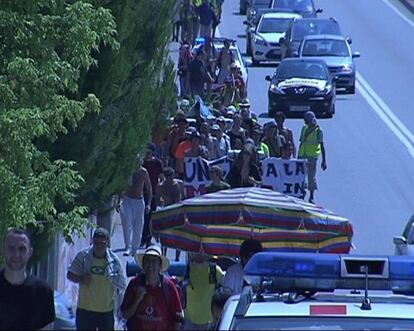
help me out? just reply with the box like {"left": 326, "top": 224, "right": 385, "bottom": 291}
{"left": 120, "top": 245, "right": 184, "bottom": 330}
{"left": 183, "top": 252, "right": 225, "bottom": 330}
{"left": 297, "top": 111, "right": 327, "bottom": 204}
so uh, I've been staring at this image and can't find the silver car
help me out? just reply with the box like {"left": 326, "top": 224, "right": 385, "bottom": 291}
{"left": 298, "top": 34, "right": 360, "bottom": 94}
{"left": 394, "top": 214, "right": 414, "bottom": 256}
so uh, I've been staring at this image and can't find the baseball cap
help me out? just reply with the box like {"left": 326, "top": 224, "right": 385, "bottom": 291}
{"left": 93, "top": 227, "right": 110, "bottom": 240}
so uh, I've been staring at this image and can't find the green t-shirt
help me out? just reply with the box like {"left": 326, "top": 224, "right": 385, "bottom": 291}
{"left": 186, "top": 262, "right": 224, "bottom": 324}
{"left": 78, "top": 257, "right": 114, "bottom": 313}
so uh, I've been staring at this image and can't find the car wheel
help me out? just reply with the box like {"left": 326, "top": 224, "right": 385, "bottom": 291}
{"left": 347, "top": 84, "right": 356, "bottom": 94}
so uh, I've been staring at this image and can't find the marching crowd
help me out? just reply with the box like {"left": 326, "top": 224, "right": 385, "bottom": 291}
{"left": 0, "top": 1, "right": 329, "bottom": 330}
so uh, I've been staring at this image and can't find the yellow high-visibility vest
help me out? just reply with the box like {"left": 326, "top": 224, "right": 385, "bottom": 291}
{"left": 298, "top": 124, "right": 322, "bottom": 158}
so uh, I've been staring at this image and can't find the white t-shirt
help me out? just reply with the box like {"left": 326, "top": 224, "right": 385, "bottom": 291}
{"left": 221, "top": 263, "right": 244, "bottom": 295}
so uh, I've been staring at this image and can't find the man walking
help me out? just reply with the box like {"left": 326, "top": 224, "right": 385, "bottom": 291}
{"left": 119, "top": 166, "right": 152, "bottom": 256}
{"left": 67, "top": 228, "right": 126, "bottom": 330}
{"left": 121, "top": 245, "right": 184, "bottom": 330}
{"left": 0, "top": 228, "right": 55, "bottom": 330}
{"left": 297, "top": 111, "right": 327, "bottom": 203}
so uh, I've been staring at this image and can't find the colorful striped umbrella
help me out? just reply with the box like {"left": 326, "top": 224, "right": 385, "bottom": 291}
{"left": 152, "top": 187, "right": 353, "bottom": 255}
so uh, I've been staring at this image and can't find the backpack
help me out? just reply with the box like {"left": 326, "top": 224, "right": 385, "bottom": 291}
{"left": 180, "top": 262, "right": 219, "bottom": 309}
{"left": 126, "top": 273, "right": 183, "bottom": 330}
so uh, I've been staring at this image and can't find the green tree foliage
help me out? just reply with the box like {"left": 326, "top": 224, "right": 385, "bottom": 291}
{"left": 0, "top": 1, "right": 118, "bottom": 246}
{"left": 50, "top": 0, "right": 177, "bottom": 212}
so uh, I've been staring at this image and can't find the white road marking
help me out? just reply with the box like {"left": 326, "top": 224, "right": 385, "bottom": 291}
{"left": 356, "top": 72, "right": 414, "bottom": 158}
{"left": 382, "top": 0, "right": 414, "bottom": 28}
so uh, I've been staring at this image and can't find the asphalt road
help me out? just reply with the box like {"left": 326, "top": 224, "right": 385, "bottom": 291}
{"left": 218, "top": 0, "right": 414, "bottom": 254}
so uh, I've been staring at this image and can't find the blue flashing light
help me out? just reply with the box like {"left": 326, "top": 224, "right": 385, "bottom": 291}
{"left": 195, "top": 37, "right": 206, "bottom": 44}
{"left": 244, "top": 252, "right": 341, "bottom": 279}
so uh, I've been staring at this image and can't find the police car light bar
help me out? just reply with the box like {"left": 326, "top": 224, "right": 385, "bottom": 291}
{"left": 244, "top": 252, "right": 414, "bottom": 295}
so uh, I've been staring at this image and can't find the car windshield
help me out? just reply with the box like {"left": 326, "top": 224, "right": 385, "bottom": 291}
{"left": 302, "top": 39, "right": 349, "bottom": 57}
{"left": 277, "top": 61, "right": 326, "bottom": 80}
{"left": 292, "top": 21, "right": 341, "bottom": 41}
{"left": 231, "top": 317, "right": 414, "bottom": 330}
{"left": 253, "top": 0, "right": 271, "bottom": 9}
{"left": 259, "top": 18, "right": 293, "bottom": 33}
{"left": 275, "top": 0, "right": 314, "bottom": 13}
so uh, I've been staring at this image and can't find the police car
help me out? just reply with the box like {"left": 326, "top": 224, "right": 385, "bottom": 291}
{"left": 218, "top": 252, "right": 414, "bottom": 330}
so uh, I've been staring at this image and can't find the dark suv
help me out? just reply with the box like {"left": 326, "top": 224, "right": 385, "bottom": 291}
{"left": 280, "top": 17, "right": 343, "bottom": 60}
{"left": 273, "top": 0, "right": 322, "bottom": 17}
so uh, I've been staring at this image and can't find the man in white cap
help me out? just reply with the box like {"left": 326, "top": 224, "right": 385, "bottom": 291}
{"left": 297, "top": 111, "right": 327, "bottom": 203}
{"left": 121, "top": 245, "right": 184, "bottom": 330}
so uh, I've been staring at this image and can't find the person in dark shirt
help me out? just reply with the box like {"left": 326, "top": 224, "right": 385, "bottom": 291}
{"left": 207, "top": 165, "right": 230, "bottom": 193}
{"left": 187, "top": 49, "right": 210, "bottom": 99}
{"left": 226, "top": 143, "right": 261, "bottom": 188}
{"left": 0, "top": 228, "right": 55, "bottom": 330}
{"left": 197, "top": 0, "right": 215, "bottom": 38}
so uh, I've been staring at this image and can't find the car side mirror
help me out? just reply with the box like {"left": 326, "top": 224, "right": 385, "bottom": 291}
{"left": 346, "top": 36, "right": 352, "bottom": 44}
{"left": 265, "top": 75, "right": 272, "bottom": 81}
{"left": 316, "top": 8, "right": 323, "bottom": 14}
{"left": 352, "top": 51, "right": 361, "bottom": 58}
{"left": 279, "top": 37, "right": 286, "bottom": 44}
{"left": 393, "top": 236, "right": 407, "bottom": 245}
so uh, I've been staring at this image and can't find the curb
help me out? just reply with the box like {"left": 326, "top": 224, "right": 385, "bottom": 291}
{"left": 400, "top": 0, "right": 414, "bottom": 13}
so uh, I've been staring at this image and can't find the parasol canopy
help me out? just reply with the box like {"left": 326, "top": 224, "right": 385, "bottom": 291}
{"left": 152, "top": 187, "right": 353, "bottom": 256}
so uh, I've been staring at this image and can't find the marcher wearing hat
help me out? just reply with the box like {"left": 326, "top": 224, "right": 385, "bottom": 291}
{"left": 297, "top": 111, "right": 327, "bottom": 203}
{"left": 211, "top": 123, "right": 230, "bottom": 158}
{"left": 121, "top": 246, "right": 184, "bottom": 330}
{"left": 67, "top": 228, "right": 127, "bottom": 330}
{"left": 251, "top": 126, "right": 269, "bottom": 158}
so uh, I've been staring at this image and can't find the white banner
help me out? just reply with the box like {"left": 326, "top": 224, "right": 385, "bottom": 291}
{"left": 262, "top": 158, "right": 307, "bottom": 198}
{"left": 184, "top": 155, "right": 230, "bottom": 198}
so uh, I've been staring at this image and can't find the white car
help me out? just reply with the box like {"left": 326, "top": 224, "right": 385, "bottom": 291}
{"left": 393, "top": 214, "right": 414, "bottom": 256}
{"left": 251, "top": 12, "right": 301, "bottom": 65}
{"left": 219, "top": 252, "right": 414, "bottom": 330}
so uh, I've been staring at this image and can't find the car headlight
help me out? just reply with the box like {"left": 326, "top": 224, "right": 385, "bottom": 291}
{"left": 315, "top": 84, "right": 333, "bottom": 95}
{"left": 341, "top": 64, "right": 353, "bottom": 73}
{"left": 255, "top": 36, "right": 267, "bottom": 46}
{"left": 270, "top": 84, "right": 285, "bottom": 94}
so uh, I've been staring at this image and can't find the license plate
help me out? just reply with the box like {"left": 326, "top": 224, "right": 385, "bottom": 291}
{"left": 289, "top": 105, "right": 310, "bottom": 112}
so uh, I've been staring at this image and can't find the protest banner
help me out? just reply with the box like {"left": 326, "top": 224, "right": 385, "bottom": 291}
{"left": 184, "top": 155, "right": 230, "bottom": 197}
{"left": 262, "top": 158, "right": 307, "bottom": 198}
